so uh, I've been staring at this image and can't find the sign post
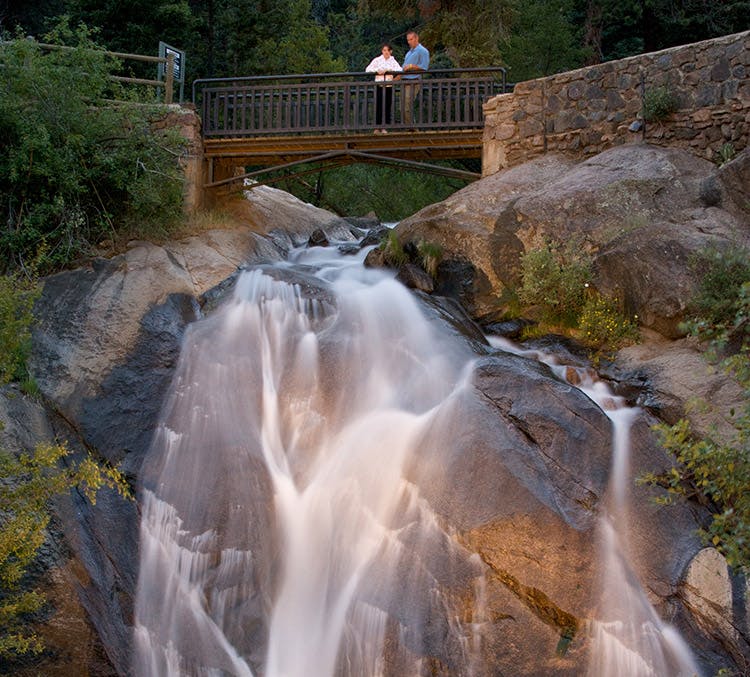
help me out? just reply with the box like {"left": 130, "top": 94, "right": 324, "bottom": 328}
{"left": 158, "top": 42, "right": 186, "bottom": 103}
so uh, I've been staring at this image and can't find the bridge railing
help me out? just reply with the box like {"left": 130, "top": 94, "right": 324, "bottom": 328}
{"left": 193, "top": 68, "right": 507, "bottom": 137}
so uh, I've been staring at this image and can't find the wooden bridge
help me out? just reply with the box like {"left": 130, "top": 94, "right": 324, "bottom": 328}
{"left": 192, "top": 68, "right": 508, "bottom": 191}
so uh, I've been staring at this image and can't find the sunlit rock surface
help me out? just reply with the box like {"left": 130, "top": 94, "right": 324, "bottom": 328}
{"left": 396, "top": 145, "right": 750, "bottom": 336}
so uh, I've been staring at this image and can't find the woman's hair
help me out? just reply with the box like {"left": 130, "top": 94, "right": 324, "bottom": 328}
{"left": 381, "top": 43, "right": 392, "bottom": 51}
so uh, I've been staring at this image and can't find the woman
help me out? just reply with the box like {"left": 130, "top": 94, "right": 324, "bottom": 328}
{"left": 365, "top": 44, "right": 401, "bottom": 133}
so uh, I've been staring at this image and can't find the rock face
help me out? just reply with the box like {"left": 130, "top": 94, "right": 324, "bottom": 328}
{"left": 11, "top": 166, "right": 748, "bottom": 675}
{"left": 396, "top": 144, "right": 750, "bottom": 336}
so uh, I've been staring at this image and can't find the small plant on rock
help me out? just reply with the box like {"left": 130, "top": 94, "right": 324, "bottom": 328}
{"left": 379, "top": 230, "right": 408, "bottom": 268}
{"left": 716, "top": 142, "right": 736, "bottom": 167}
{"left": 578, "top": 293, "right": 639, "bottom": 350}
{"left": 417, "top": 239, "right": 443, "bottom": 279}
{"left": 641, "top": 85, "right": 679, "bottom": 122}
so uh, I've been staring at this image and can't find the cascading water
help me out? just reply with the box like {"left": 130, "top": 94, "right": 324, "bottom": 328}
{"left": 489, "top": 337, "right": 701, "bottom": 677}
{"left": 133, "top": 241, "right": 486, "bottom": 676}
{"left": 134, "top": 232, "right": 702, "bottom": 676}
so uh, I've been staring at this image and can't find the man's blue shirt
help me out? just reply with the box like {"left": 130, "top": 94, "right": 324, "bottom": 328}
{"left": 402, "top": 43, "right": 429, "bottom": 79}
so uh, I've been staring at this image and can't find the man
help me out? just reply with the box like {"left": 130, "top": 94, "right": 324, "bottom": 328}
{"left": 400, "top": 30, "right": 429, "bottom": 127}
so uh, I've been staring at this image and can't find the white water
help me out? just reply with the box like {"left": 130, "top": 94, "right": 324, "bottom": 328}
{"left": 489, "top": 337, "right": 701, "bottom": 677}
{"left": 133, "top": 243, "right": 485, "bottom": 676}
{"left": 133, "top": 237, "right": 701, "bottom": 676}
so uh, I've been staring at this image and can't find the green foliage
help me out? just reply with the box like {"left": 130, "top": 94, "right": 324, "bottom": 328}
{"left": 0, "top": 25, "right": 187, "bottom": 272}
{"left": 417, "top": 239, "right": 443, "bottom": 279}
{"left": 642, "top": 246, "right": 750, "bottom": 571}
{"left": 502, "top": 0, "right": 590, "bottom": 81}
{"left": 641, "top": 85, "right": 679, "bottom": 122}
{"left": 716, "top": 142, "right": 736, "bottom": 168}
{"left": 379, "top": 230, "right": 408, "bottom": 268}
{"left": 0, "top": 441, "right": 131, "bottom": 661}
{"left": 421, "top": 0, "right": 515, "bottom": 67}
{"left": 0, "top": 274, "right": 40, "bottom": 387}
{"left": 518, "top": 239, "right": 638, "bottom": 351}
{"left": 685, "top": 246, "right": 750, "bottom": 340}
{"left": 277, "top": 163, "right": 467, "bottom": 222}
{"left": 645, "top": 416, "right": 750, "bottom": 570}
{"left": 518, "top": 240, "right": 591, "bottom": 327}
{"left": 578, "top": 293, "right": 639, "bottom": 350}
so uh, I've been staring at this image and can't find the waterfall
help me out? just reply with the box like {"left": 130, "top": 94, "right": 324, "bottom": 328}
{"left": 489, "top": 337, "right": 701, "bottom": 677}
{"left": 133, "top": 243, "right": 485, "bottom": 676}
{"left": 134, "top": 236, "right": 701, "bottom": 676}
{"left": 585, "top": 401, "right": 701, "bottom": 677}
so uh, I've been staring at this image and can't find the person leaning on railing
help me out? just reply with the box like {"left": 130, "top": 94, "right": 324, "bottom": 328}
{"left": 366, "top": 43, "right": 402, "bottom": 134}
{"left": 396, "top": 30, "right": 430, "bottom": 128}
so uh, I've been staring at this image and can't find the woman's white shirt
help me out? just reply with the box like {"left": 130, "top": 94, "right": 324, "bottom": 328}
{"left": 365, "top": 55, "right": 402, "bottom": 81}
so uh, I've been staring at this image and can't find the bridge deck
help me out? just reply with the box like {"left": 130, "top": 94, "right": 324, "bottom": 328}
{"left": 204, "top": 129, "right": 482, "bottom": 165}
{"left": 194, "top": 69, "right": 505, "bottom": 187}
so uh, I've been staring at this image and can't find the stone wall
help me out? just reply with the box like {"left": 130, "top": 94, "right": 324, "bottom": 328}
{"left": 150, "top": 104, "right": 204, "bottom": 212}
{"left": 482, "top": 31, "right": 750, "bottom": 176}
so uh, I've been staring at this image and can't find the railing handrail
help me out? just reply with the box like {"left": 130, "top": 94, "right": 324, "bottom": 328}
{"left": 198, "top": 69, "right": 507, "bottom": 138}
{"left": 192, "top": 67, "right": 507, "bottom": 104}
{"left": 1, "top": 39, "right": 176, "bottom": 103}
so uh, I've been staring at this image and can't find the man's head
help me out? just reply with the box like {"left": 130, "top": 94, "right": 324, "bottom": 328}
{"left": 406, "top": 31, "right": 419, "bottom": 49}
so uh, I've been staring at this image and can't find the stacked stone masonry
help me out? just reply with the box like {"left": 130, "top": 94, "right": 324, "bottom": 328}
{"left": 482, "top": 30, "right": 750, "bottom": 176}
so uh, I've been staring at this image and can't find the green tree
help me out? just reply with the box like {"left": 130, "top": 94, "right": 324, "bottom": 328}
{"left": 202, "top": 0, "right": 344, "bottom": 77}
{"left": 502, "top": 0, "right": 589, "bottom": 81}
{"left": 0, "top": 440, "right": 131, "bottom": 662}
{"left": 63, "top": 0, "right": 197, "bottom": 71}
{"left": 0, "top": 24, "right": 187, "bottom": 272}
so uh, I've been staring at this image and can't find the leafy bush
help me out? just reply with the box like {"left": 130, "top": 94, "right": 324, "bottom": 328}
{"left": 578, "top": 293, "right": 639, "bottom": 350}
{"left": 642, "top": 246, "right": 750, "bottom": 571}
{"left": 518, "top": 240, "right": 591, "bottom": 327}
{"left": 641, "top": 85, "right": 679, "bottom": 122}
{"left": 0, "top": 24, "right": 187, "bottom": 273}
{"left": 0, "top": 441, "right": 131, "bottom": 661}
{"left": 0, "top": 274, "right": 40, "bottom": 386}
{"left": 686, "top": 246, "right": 750, "bottom": 339}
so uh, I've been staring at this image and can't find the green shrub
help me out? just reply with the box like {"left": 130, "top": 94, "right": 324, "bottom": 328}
{"left": 518, "top": 240, "right": 591, "bottom": 327}
{"left": 716, "top": 142, "right": 736, "bottom": 167}
{"left": 0, "top": 24, "right": 187, "bottom": 273}
{"left": 641, "top": 247, "right": 750, "bottom": 571}
{"left": 685, "top": 246, "right": 750, "bottom": 341}
{"left": 417, "top": 239, "right": 443, "bottom": 279}
{"left": 0, "top": 274, "right": 40, "bottom": 386}
{"left": 641, "top": 85, "right": 679, "bottom": 122}
{"left": 0, "top": 441, "right": 131, "bottom": 661}
{"left": 578, "top": 293, "right": 639, "bottom": 350}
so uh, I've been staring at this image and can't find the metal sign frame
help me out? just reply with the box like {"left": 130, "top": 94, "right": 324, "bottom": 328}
{"left": 158, "top": 41, "right": 186, "bottom": 103}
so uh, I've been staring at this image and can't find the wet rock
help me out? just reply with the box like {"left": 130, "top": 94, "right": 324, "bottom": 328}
{"left": 307, "top": 228, "right": 329, "bottom": 247}
{"left": 360, "top": 226, "right": 391, "bottom": 248}
{"left": 338, "top": 243, "right": 361, "bottom": 255}
{"left": 482, "top": 317, "right": 536, "bottom": 339}
{"left": 396, "top": 262, "right": 434, "bottom": 292}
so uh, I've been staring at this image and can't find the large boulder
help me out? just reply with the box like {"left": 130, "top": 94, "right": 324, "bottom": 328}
{"left": 396, "top": 145, "right": 750, "bottom": 336}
